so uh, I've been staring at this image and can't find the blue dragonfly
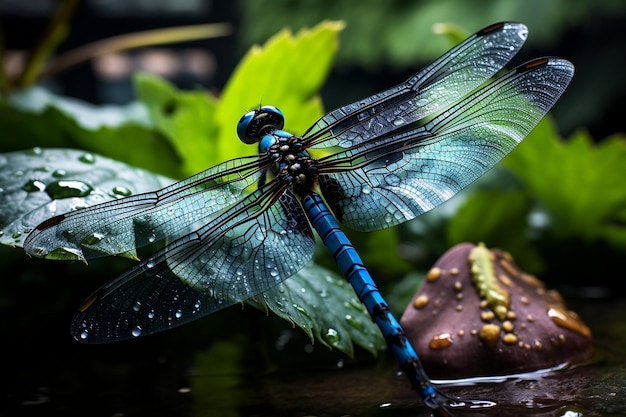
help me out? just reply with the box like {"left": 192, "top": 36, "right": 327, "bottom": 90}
{"left": 24, "top": 22, "right": 573, "bottom": 414}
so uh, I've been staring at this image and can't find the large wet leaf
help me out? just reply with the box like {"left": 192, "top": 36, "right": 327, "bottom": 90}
{"left": 0, "top": 148, "right": 172, "bottom": 248}
{"left": 249, "top": 262, "right": 386, "bottom": 358}
{"left": 0, "top": 147, "right": 383, "bottom": 356}
{"left": 1, "top": 87, "right": 184, "bottom": 179}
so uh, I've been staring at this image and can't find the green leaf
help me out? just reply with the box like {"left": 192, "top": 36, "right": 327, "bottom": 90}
{"left": 248, "top": 262, "right": 386, "bottom": 358}
{"left": 134, "top": 73, "right": 219, "bottom": 177}
{"left": 445, "top": 187, "right": 543, "bottom": 272}
{"left": 213, "top": 20, "right": 345, "bottom": 162}
{"left": 131, "top": 20, "right": 343, "bottom": 177}
{"left": 1, "top": 87, "right": 183, "bottom": 179}
{"left": 0, "top": 148, "right": 172, "bottom": 249}
{"left": 352, "top": 227, "right": 412, "bottom": 278}
{"left": 502, "top": 118, "right": 626, "bottom": 250}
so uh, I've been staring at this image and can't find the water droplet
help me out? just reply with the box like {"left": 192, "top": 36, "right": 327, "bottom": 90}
{"left": 293, "top": 304, "right": 309, "bottom": 316}
{"left": 344, "top": 314, "right": 365, "bottom": 331}
{"left": 61, "top": 229, "right": 75, "bottom": 240}
{"left": 45, "top": 180, "right": 93, "bottom": 199}
{"left": 324, "top": 328, "right": 340, "bottom": 345}
{"left": 147, "top": 310, "right": 155, "bottom": 319}
{"left": 426, "top": 267, "right": 441, "bottom": 282}
{"left": 175, "top": 310, "right": 182, "bottom": 319}
{"left": 429, "top": 333, "right": 453, "bottom": 349}
{"left": 478, "top": 324, "right": 501, "bottom": 349}
{"left": 26, "top": 147, "right": 43, "bottom": 156}
{"left": 131, "top": 326, "right": 142, "bottom": 337}
{"left": 83, "top": 232, "right": 105, "bottom": 246}
{"left": 481, "top": 311, "right": 495, "bottom": 322}
{"left": 385, "top": 174, "right": 400, "bottom": 186}
{"left": 79, "top": 153, "right": 96, "bottom": 164}
{"left": 22, "top": 179, "right": 46, "bottom": 192}
{"left": 30, "top": 246, "right": 47, "bottom": 257}
{"left": 361, "top": 184, "right": 372, "bottom": 194}
{"left": 52, "top": 169, "right": 67, "bottom": 178}
{"left": 502, "top": 320, "right": 514, "bottom": 332}
{"left": 502, "top": 333, "right": 518, "bottom": 345}
{"left": 413, "top": 295, "right": 429, "bottom": 309}
{"left": 132, "top": 302, "right": 141, "bottom": 312}
{"left": 547, "top": 306, "right": 591, "bottom": 337}
{"left": 111, "top": 185, "right": 132, "bottom": 197}
{"left": 80, "top": 330, "right": 89, "bottom": 340}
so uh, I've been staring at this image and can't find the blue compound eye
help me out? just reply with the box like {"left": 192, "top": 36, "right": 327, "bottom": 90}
{"left": 237, "top": 106, "right": 285, "bottom": 144}
{"left": 236, "top": 110, "right": 257, "bottom": 144}
{"left": 260, "top": 105, "right": 283, "bottom": 120}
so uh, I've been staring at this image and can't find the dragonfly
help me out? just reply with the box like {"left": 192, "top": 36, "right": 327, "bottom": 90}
{"left": 23, "top": 21, "right": 573, "bottom": 414}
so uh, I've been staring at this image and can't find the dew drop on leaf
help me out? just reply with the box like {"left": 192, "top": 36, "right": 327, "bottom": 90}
{"left": 45, "top": 180, "right": 93, "bottom": 199}
{"left": 79, "top": 153, "right": 96, "bottom": 164}
{"left": 111, "top": 185, "right": 132, "bottom": 197}
{"left": 22, "top": 179, "right": 46, "bottom": 192}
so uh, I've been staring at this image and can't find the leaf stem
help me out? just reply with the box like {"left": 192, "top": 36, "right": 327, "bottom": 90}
{"left": 39, "top": 23, "right": 232, "bottom": 82}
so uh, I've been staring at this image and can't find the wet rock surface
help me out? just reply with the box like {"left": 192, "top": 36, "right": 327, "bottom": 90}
{"left": 400, "top": 242, "right": 593, "bottom": 379}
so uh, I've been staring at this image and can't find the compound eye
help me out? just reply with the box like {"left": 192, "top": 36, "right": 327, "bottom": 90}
{"left": 237, "top": 110, "right": 257, "bottom": 144}
{"left": 237, "top": 106, "right": 286, "bottom": 144}
{"left": 259, "top": 105, "right": 284, "bottom": 122}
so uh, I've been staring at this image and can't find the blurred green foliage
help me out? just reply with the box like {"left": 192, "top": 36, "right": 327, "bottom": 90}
{"left": 239, "top": 0, "right": 615, "bottom": 67}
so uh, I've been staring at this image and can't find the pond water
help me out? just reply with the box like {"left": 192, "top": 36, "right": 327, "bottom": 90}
{"left": 2, "top": 286, "right": 625, "bottom": 417}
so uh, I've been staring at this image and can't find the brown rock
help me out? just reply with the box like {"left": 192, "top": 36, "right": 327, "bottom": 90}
{"left": 400, "top": 242, "right": 593, "bottom": 379}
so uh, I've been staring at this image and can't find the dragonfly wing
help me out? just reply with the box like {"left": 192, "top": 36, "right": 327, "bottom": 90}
{"left": 72, "top": 185, "right": 315, "bottom": 343}
{"left": 23, "top": 155, "right": 269, "bottom": 261}
{"left": 303, "top": 22, "right": 528, "bottom": 148}
{"left": 318, "top": 58, "right": 574, "bottom": 232}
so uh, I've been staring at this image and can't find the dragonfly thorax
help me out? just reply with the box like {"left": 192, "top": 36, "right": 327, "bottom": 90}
{"left": 267, "top": 134, "right": 318, "bottom": 195}
{"left": 238, "top": 106, "right": 318, "bottom": 195}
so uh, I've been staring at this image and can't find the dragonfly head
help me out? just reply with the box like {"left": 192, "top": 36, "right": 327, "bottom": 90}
{"left": 237, "top": 105, "right": 285, "bottom": 145}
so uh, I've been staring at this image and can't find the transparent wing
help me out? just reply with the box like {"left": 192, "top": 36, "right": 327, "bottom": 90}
{"left": 23, "top": 154, "right": 271, "bottom": 260}
{"left": 71, "top": 185, "right": 316, "bottom": 343}
{"left": 302, "top": 22, "right": 528, "bottom": 148}
{"left": 317, "top": 58, "right": 574, "bottom": 232}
